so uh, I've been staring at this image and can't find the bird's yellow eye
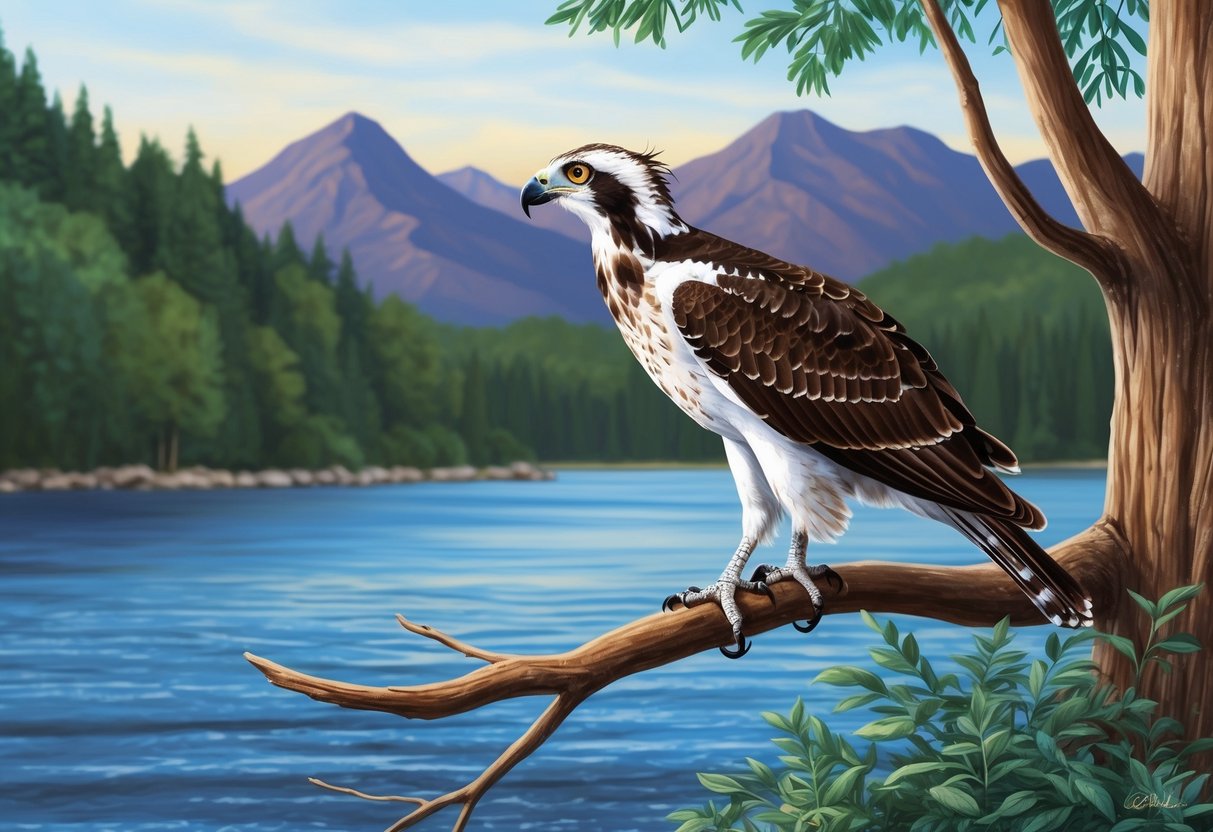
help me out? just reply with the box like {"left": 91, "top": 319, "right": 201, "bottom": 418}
{"left": 565, "top": 163, "right": 592, "bottom": 185}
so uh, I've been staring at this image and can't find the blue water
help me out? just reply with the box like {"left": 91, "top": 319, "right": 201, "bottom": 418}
{"left": 0, "top": 468, "right": 1105, "bottom": 831}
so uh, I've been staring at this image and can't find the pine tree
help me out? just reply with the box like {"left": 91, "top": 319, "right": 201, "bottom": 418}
{"left": 65, "top": 85, "right": 97, "bottom": 212}
{"left": 333, "top": 250, "right": 380, "bottom": 453}
{"left": 124, "top": 137, "right": 175, "bottom": 276}
{"left": 163, "top": 129, "right": 228, "bottom": 301}
{"left": 11, "top": 49, "right": 52, "bottom": 191}
{"left": 274, "top": 221, "right": 305, "bottom": 272}
{"left": 460, "top": 355, "right": 489, "bottom": 464}
{"left": 94, "top": 106, "right": 128, "bottom": 243}
{"left": 0, "top": 26, "right": 18, "bottom": 181}
{"left": 43, "top": 90, "right": 68, "bottom": 201}
{"left": 307, "top": 235, "right": 333, "bottom": 284}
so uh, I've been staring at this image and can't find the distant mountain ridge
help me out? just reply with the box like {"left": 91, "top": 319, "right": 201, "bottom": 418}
{"left": 227, "top": 113, "right": 605, "bottom": 325}
{"left": 231, "top": 109, "right": 1143, "bottom": 324}
{"left": 442, "top": 111, "right": 1143, "bottom": 281}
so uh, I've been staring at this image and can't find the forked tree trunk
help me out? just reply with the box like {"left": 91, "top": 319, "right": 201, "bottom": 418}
{"left": 1092, "top": 1, "right": 1213, "bottom": 746}
{"left": 936, "top": 0, "right": 1213, "bottom": 749}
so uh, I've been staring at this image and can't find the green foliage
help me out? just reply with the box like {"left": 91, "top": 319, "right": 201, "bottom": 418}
{"left": 0, "top": 182, "right": 136, "bottom": 468}
{"left": 0, "top": 25, "right": 1129, "bottom": 470}
{"left": 672, "top": 587, "right": 1211, "bottom": 831}
{"left": 546, "top": 0, "right": 742, "bottom": 48}
{"left": 108, "top": 273, "right": 227, "bottom": 443}
{"left": 548, "top": 0, "right": 1149, "bottom": 105}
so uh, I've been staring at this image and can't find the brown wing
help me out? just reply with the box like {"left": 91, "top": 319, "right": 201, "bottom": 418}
{"left": 671, "top": 274, "right": 1044, "bottom": 529}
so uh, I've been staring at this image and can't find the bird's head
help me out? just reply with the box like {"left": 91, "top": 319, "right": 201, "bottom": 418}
{"left": 520, "top": 144, "right": 685, "bottom": 248}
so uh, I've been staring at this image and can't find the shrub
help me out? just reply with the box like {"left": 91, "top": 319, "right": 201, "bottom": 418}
{"left": 670, "top": 586, "right": 1212, "bottom": 832}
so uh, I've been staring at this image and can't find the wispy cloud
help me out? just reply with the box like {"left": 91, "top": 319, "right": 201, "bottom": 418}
{"left": 136, "top": 0, "right": 583, "bottom": 67}
{"left": 11, "top": 0, "right": 1142, "bottom": 184}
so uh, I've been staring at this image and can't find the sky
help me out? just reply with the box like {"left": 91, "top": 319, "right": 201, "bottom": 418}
{"left": 2, "top": 0, "right": 1147, "bottom": 186}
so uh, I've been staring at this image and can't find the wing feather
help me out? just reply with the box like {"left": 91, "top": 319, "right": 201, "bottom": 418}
{"left": 671, "top": 274, "right": 1043, "bottom": 529}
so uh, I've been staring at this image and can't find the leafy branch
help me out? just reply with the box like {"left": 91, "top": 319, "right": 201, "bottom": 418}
{"left": 673, "top": 584, "right": 1212, "bottom": 832}
{"left": 546, "top": 0, "right": 1149, "bottom": 104}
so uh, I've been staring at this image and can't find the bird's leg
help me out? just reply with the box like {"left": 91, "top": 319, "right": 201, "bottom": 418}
{"left": 661, "top": 537, "right": 773, "bottom": 659}
{"left": 749, "top": 531, "right": 844, "bottom": 634}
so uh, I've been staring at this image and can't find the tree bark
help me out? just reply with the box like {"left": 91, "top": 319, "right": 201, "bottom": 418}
{"left": 981, "top": 0, "right": 1213, "bottom": 748}
{"left": 1095, "top": 0, "right": 1213, "bottom": 752}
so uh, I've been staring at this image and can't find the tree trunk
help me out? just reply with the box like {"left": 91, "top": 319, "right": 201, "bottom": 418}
{"left": 1093, "top": 1, "right": 1213, "bottom": 748}
{"left": 168, "top": 423, "right": 179, "bottom": 473}
{"left": 156, "top": 428, "right": 166, "bottom": 472}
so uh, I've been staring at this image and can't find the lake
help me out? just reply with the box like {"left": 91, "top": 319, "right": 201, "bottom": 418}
{"left": 0, "top": 468, "right": 1106, "bottom": 831}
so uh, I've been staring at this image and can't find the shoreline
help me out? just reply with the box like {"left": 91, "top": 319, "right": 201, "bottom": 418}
{"left": 0, "top": 458, "right": 1108, "bottom": 492}
{"left": 0, "top": 461, "right": 553, "bottom": 493}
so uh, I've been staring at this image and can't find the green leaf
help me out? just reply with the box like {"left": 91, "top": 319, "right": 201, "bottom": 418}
{"left": 1099, "top": 633, "right": 1139, "bottom": 663}
{"left": 834, "top": 692, "right": 882, "bottom": 713}
{"left": 696, "top": 772, "right": 746, "bottom": 794}
{"left": 855, "top": 716, "right": 917, "bottom": 740}
{"left": 1156, "top": 634, "right": 1202, "bottom": 654}
{"left": 1075, "top": 778, "right": 1118, "bottom": 821}
{"left": 1179, "top": 738, "right": 1213, "bottom": 758}
{"left": 929, "top": 784, "right": 981, "bottom": 817}
{"left": 1158, "top": 584, "right": 1204, "bottom": 613}
{"left": 822, "top": 764, "right": 868, "bottom": 804}
{"left": 1036, "top": 730, "right": 1065, "bottom": 764}
{"left": 1028, "top": 659, "right": 1047, "bottom": 698}
{"left": 1127, "top": 588, "right": 1159, "bottom": 618}
{"left": 994, "top": 789, "right": 1037, "bottom": 818}
{"left": 814, "top": 666, "right": 888, "bottom": 694}
{"left": 884, "top": 760, "right": 956, "bottom": 785}
{"left": 1152, "top": 606, "right": 1189, "bottom": 631}
{"left": 1022, "top": 806, "right": 1074, "bottom": 832}
{"left": 1045, "top": 632, "right": 1061, "bottom": 662}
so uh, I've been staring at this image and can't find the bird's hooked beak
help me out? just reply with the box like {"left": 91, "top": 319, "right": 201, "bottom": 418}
{"left": 520, "top": 167, "right": 576, "bottom": 218}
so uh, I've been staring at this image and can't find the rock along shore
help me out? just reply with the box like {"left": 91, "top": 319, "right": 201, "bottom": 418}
{"left": 0, "top": 462, "right": 554, "bottom": 493}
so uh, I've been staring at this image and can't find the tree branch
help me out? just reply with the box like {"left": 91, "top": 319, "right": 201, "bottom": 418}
{"left": 244, "top": 520, "right": 1128, "bottom": 831}
{"left": 993, "top": 0, "right": 1173, "bottom": 268}
{"left": 918, "top": 0, "right": 1125, "bottom": 284}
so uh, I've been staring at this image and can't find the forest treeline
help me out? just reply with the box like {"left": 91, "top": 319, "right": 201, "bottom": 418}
{"left": 0, "top": 30, "right": 717, "bottom": 471}
{"left": 0, "top": 29, "right": 1112, "bottom": 471}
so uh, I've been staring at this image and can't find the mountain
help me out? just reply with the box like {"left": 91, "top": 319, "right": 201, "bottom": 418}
{"left": 231, "top": 110, "right": 1143, "bottom": 325}
{"left": 227, "top": 113, "right": 605, "bottom": 325}
{"left": 672, "top": 110, "right": 1030, "bottom": 278}
{"left": 438, "top": 165, "right": 589, "bottom": 243}
{"left": 442, "top": 111, "right": 1143, "bottom": 282}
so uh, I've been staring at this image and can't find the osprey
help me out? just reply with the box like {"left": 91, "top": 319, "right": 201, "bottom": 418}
{"left": 521, "top": 144, "right": 1092, "bottom": 657}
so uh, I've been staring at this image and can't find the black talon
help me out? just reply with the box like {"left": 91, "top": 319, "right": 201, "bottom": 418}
{"left": 720, "top": 632, "right": 751, "bottom": 659}
{"left": 817, "top": 565, "right": 845, "bottom": 593}
{"left": 686, "top": 586, "right": 702, "bottom": 594}
{"left": 662, "top": 594, "right": 681, "bottom": 612}
{"left": 793, "top": 604, "right": 824, "bottom": 633}
{"left": 756, "top": 582, "right": 775, "bottom": 605}
{"left": 749, "top": 564, "right": 775, "bottom": 583}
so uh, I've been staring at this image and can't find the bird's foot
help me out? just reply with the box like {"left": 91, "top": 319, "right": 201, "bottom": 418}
{"left": 661, "top": 578, "right": 774, "bottom": 659}
{"left": 748, "top": 562, "right": 844, "bottom": 634}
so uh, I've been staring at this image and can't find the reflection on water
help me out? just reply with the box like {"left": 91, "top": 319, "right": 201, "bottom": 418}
{"left": 0, "top": 468, "right": 1105, "bottom": 830}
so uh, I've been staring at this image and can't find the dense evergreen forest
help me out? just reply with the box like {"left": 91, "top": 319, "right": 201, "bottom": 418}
{"left": 0, "top": 30, "right": 717, "bottom": 471}
{"left": 0, "top": 29, "right": 1112, "bottom": 471}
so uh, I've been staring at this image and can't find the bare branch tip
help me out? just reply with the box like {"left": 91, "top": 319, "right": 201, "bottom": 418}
{"left": 308, "top": 776, "right": 425, "bottom": 805}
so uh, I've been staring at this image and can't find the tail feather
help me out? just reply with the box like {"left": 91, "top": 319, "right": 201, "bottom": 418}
{"left": 943, "top": 508, "right": 1093, "bottom": 628}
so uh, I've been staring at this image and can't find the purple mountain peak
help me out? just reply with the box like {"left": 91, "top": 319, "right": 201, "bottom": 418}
{"left": 227, "top": 113, "right": 603, "bottom": 325}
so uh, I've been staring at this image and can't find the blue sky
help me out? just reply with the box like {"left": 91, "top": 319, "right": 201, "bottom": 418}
{"left": 3, "top": 0, "right": 1146, "bottom": 184}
